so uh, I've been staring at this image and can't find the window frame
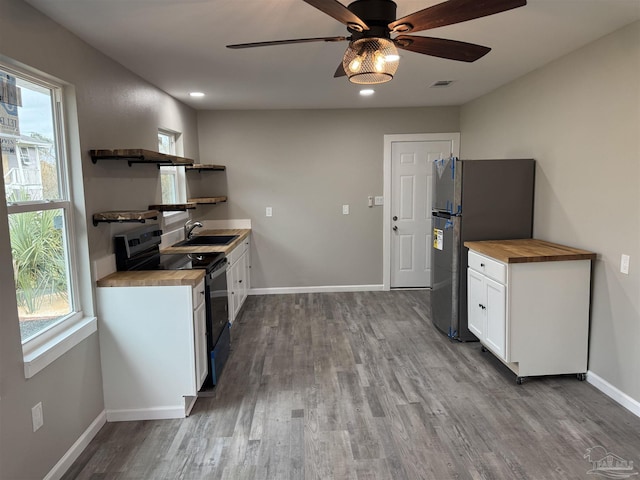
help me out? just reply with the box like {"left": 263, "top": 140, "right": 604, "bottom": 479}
{"left": 1, "top": 60, "right": 96, "bottom": 378}
{"left": 158, "top": 128, "right": 188, "bottom": 225}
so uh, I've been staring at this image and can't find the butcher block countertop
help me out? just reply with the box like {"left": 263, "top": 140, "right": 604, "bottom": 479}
{"left": 161, "top": 228, "right": 251, "bottom": 255}
{"left": 97, "top": 269, "right": 205, "bottom": 288}
{"left": 464, "top": 239, "right": 596, "bottom": 264}
{"left": 97, "top": 229, "right": 251, "bottom": 287}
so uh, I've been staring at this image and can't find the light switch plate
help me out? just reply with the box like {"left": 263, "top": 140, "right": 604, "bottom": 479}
{"left": 374, "top": 196, "right": 384, "bottom": 206}
{"left": 620, "top": 254, "right": 630, "bottom": 274}
{"left": 342, "top": 205, "right": 349, "bottom": 215}
{"left": 266, "top": 207, "right": 272, "bottom": 217}
{"left": 32, "top": 402, "right": 43, "bottom": 432}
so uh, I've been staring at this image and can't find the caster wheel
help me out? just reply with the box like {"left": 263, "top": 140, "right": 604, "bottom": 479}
{"left": 481, "top": 345, "right": 488, "bottom": 353}
{"left": 577, "top": 373, "right": 587, "bottom": 381}
{"left": 516, "top": 376, "right": 524, "bottom": 385}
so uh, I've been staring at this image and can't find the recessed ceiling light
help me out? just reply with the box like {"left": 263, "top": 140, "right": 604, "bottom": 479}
{"left": 359, "top": 89, "right": 375, "bottom": 96}
{"left": 189, "top": 92, "right": 205, "bottom": 97}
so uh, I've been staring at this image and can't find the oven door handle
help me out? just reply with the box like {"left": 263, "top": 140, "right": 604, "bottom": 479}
{"left": 208, "top": 261, "right": 228, "bottom": 281}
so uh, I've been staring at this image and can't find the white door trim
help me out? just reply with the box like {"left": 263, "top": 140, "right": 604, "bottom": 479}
{"left": 383, "top": 133, "right": 461, "bottom": 291}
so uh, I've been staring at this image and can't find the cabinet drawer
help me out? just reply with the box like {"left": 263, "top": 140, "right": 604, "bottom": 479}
{"left": 468, "top": 250, "right": 506, "bottom": 284}
{"left": 192, "top": 279, "right": 205, "bottom": 309}
{"left": 226, "top": 238, "right": 248, "bottom": 266}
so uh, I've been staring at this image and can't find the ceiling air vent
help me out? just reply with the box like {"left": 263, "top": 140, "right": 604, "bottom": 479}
{"left": 430, "top": 80, "right": 455, "bottom": 88}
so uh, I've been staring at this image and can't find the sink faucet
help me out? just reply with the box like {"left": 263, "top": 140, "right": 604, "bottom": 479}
{"left": 184, "top": 219, "right": 203, "bottom": 239}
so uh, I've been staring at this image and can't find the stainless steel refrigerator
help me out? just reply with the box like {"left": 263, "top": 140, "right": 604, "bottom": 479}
{"left": 431, "top": 158, "right": 535, "bottom": 341}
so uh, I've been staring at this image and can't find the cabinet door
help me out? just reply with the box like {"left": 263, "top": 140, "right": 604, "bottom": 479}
{"left": 229, "top": 260, "right": 241, "bottom": 322}
{"left": 467, "top": 268, "right": 486, "bottom": 340}
{"left": 194, "top": 300, "right": 208, "bottom": 390}
{"left": 485, "top": 277, "right": 506, "bottom": 360}
{"left": 237, "top": 251, "right": 248, "bottom": 306}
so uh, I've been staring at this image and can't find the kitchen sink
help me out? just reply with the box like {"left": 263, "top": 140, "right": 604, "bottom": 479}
{"left": 174, "top": 235, "right": 238, "bottom": 247}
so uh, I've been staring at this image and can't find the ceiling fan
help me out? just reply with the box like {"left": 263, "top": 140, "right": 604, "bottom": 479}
{"left": 227, "top": 0, "right": 527, "bottom": 85}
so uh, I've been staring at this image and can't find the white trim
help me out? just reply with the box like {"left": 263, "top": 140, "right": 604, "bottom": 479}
{"left": 382, "top": 133, "right": 461, "bottom": 291}
{"left": 587, "top": 370, "right": 640, "bottom": 418}
{"left": 202, "top": 219, "right": 252, "bottom": 230}
{"left": 23, "top": 316, "right": 97, "bottom": 378}
{"left": 249, "top": 284, "right": 384, "bottom": 296}
{"left": 105, "top": 406, "right": 187, "bottom": 422}
{"left": 43, "top": 410, "right": 106, "bottom": 480}
{"left": 92, "top": 254, "right": 116, "bottom": 282}
{"left": 162, "top": 210, "right": 189, "bottom": 227}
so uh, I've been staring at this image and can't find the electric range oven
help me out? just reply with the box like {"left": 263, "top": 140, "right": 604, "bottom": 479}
{"left": 114, "top": 224, "right": 231, "bottom": 386}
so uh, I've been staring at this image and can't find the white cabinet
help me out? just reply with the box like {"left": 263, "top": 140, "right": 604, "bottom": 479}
{"left": 97, "top": 278, "right": 207, "bottom": 421}
{"left": 193, "top": 298, "right": 208, "bottom": 389}
{"left": 468, "top": 252, "right": 507, "bottom": 360}
{"left": 466, "top": 240, "right": 595, "bottom": 384}
{"left": 227, "top": 235, "right": 250, "bottom": 324}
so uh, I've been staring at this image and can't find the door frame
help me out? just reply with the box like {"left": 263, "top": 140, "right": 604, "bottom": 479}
{"left": 383, "top": 133, "right": 461, "bottom": 290}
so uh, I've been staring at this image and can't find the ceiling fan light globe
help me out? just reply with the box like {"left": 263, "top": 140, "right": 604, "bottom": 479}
{"left": 342, "top": 38, "right": 399, "bottom": 85}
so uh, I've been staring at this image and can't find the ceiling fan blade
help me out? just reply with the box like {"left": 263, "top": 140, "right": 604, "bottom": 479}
{"left": 389, "top": 0, "right": 526, "bottom": 34}
{"left": 334, "top": 62, "right": 346, "bottom": 78}
{"left": 395, "top": 35, "right": 491, "bottom": 62}
{"left": 303, "top": 0, "right": 369, "bottom": 31}
{"left": 227, "top": 36, "right": 348, "bottom": 49}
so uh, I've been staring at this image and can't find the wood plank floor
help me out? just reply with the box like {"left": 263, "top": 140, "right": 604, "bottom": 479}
{"left": 63, "top": 291, "right": 640, "bottom": 479}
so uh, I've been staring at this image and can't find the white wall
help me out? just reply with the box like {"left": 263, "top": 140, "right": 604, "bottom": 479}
{"left": 460, "top": 22, "right": 640, "bottom": 404}
{"left": 195, "top": 107, "right": 459, "bottom": 289}
{"left": 0, "top": 0, "right": 199, "bottom": 477}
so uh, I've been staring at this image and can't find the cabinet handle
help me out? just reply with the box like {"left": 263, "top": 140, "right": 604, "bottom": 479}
{"left": 238, "top": 279, "right": 242, "bottom": 283}
{"left": 480, "top": 263, "right": 485, "bottom": 267}
{"left": 200, "top": 291, "right": 205, "bottom": 295}
{"left": 393, "top": 226, "right": 398, "bottom": 231}
{"left": 479, "top": 303, "right": 486, "bottom": 310}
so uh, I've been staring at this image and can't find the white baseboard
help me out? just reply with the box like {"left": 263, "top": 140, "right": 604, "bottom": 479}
{"left": 44, "top": 410, "right": 107, "bottom": 480}
{"left": 105, "top": 406, "right": 186, "bottom": 422}
{"left": 249, "top": 284, "right": 384, "bottom": 295}
{"left": 587, "top": 370, "right": 640, "bottom": 418}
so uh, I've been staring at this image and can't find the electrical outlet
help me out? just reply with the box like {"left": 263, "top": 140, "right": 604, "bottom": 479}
{"left": 620, "top": 254, "right": 630, "bottom": 274}
{"left": 32, "top": 402, "right": 43, "bottom": 432}
{"left": 266, "top": 207, "right": 272, "bottom": 217}
{"left": 342, "top": 204, "right": 349, "bottom": 215}
{"left": 374, "top": 196, "right": 384, "bottom": 206}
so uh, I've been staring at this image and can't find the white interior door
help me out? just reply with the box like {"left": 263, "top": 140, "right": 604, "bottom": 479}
{"left": 389, "top": 138, "right": 457, "bottom": 288}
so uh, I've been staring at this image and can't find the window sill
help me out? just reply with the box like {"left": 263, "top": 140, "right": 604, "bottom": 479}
{"left": 22, "top": 316, "right": 97, "bottom": 378}
{"left": 163, "top": 210, "right": 189, "bottom": 226}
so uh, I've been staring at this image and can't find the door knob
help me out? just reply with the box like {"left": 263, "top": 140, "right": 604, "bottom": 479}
{"left": 393, "top": 216, "right": 398, "bottom": 221}
{"left": 393, "top": 226, "right": 398, "bottom": 231}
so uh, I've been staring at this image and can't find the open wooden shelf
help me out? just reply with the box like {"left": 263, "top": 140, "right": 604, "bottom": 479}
{"left": 187, "top": 196, "right": 228, "bottom": 205}
{"left": 92, "top": 210, "right": 159, "bottom": 226}
{"left": 90, "top": 149, "right": 194, "bottom": 167}
{"left": 148, "top": 203, "right": 197, "bottom": 212}
{"left": 186, "top": 164, "right": 226, "bottom": 172}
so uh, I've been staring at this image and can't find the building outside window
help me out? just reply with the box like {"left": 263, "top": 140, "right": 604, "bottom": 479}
{"left": 1, "top": 65, "right": 80, "bottom": 344}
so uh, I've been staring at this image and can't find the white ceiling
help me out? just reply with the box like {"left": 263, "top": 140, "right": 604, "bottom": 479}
{"left": 23, "top": 0, "right": 640, "bottom": 110}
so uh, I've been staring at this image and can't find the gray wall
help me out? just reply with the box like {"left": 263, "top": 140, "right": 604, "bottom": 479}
{"left": 0, "top": 0, "right": 198, "bottom": 478}
{"left": 459, "top": 22, "right": 640, "bottom": 403}
{"left": 195, "top": 107, "right": 459, "bottom": 288}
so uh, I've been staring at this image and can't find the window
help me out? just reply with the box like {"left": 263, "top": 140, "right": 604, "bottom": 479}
{"left": 1, "top": 65, "right": 86, "bottom": 354}
{"left": 158, "top": 129, "right": 187, "bottom": 222}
